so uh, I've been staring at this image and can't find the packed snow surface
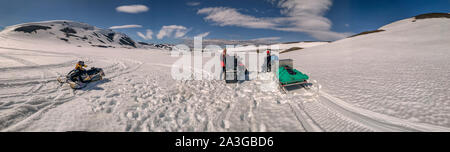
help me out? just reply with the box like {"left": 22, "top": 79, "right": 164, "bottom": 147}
{"left": 0, "top": 17, "right": 449, "bottom": 132}
{"left": 284, "top": 18, "right": 450, "bottom": 128}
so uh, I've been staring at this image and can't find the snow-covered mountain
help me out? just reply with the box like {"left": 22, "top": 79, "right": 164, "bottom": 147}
{"left": 0, "top": 20, "right": 330, "bottom": 52}
{"left": 0, "top": 20, "right": 138, "bottom": 49}
{"left": 138, "top": 42, "right": 174, "bottom": 50}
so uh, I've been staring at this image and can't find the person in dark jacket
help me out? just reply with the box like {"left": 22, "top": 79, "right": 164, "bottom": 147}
{"left": 266, "top": 50, "right": 271, "bottom": 72}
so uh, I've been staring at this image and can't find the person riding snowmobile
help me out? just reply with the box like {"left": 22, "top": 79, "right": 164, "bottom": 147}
{"left": 75, "top": 61, "right": 87, "bottom": 71}
{"left": 71, "top": 61, "right": 88, "bottom": 82}
{"left": 57, "top": 60, "right": 106, "bottom": 89}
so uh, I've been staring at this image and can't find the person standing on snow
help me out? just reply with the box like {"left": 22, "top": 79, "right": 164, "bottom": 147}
{"left": 266, "top": 50, "right": 272, "bottom": 72}
{"left": 220, "top": 49, "right": 227, "bottom": 79}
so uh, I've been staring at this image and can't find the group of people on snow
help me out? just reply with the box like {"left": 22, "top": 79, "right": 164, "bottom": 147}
{"left": 220, "top": 48, "right": 273, "bottom": 79}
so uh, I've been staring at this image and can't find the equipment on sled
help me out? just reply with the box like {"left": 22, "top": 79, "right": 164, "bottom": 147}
{"left": 224, "top": 56, "right": 238, "bottom": 83}
{"left": 223, "top": 55, "right": 249, "bottom": 83}
{"left": 277, "top": 59, "right": 310, "bottom": 93}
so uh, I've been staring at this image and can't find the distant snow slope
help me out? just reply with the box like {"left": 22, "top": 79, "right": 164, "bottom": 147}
{"left": 278, "top": 41, "right": 330, "bottom": 51}
{"left": 224, "top": 41, "right": 329, "bottom": 53}
{"left": 283, "top": 16, "right": 450, "bottom": 127}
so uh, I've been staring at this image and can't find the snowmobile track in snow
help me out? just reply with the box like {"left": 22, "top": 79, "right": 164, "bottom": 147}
{"left": 1, "top": 42, "right": 449, "bottom": 131}
{"left": 0, "top": 46, "right": 143, "bottom": 131}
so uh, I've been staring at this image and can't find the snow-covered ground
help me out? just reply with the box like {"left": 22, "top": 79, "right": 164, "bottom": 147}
{"left": 0, "top": 17, "right": 449, "bottom": 132}
{"left": 283, "top": 17, "right": 450, "bottom": 128}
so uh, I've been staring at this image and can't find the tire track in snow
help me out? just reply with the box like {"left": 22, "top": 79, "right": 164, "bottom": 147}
{"left": 145, "top": 65, "right": 307, "bottom": 131}
{"left": 2, "top": 56, "right": 143, "bottom": 131}
{"left": 0, "top": 43, "right": 147, "bottom": 131}
{"left": 288, "top": 102, "right": 323, "bottom": 132}
{"left": 282, "top": 80, "right": 324, "bottom": 132}
{"left": 286, "top": 84, "right": 415, "bottom": 131}
{"left": 270, "top": 74, "right": 447, "bottom": 132}
{"left": 0, "top": 52, "right": 74, "bottom": 98}
{"left": 3, "top": 44, "right": 447, "bottom": 132}
{"left": 318, "top": 91, "right": 450, "bottom": 132}
{"left": 0, "top": 60, "right": 76, "bottom": 72}
{"left": 132, "top": 63, "right": 250, "bottom": 131}
{"left": 0, "top": 48, "right": 141, "bottom": 131}
{"left": 0, "top": 81, "right": 75, "bottom": 131}
{"left": 0, "top": 53, "right": 38, "bottom": 66}
{"left": 0, "top": 46, "right": 77, "bottom": 56}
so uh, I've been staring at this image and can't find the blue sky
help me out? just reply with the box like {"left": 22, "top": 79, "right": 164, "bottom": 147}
{"left": 0, "top": 0, "right": 449, "bottom": 44}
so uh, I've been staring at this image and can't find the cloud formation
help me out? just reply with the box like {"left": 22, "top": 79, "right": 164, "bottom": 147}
{"left": 198, "top": 7, "right": 277, "bottom": 29}
{"left": 157, "top": 25, "right": 189, "bottom": 39}
{"left": 182, "top": 37, "right": 279, "bottom": 48}
{"left": 137, "top": 29, "right": 153, "bottom": 40}
{"left": 109, "top": 24, "right": 142, "bottom": 29}
{"left": 197, "top": 0, "right": 351, "bottom": 41}
{"left": 187, "top": 2, "right": 201, "bottom": 6}
{"left": 116, "top": 5, "right": 149, "bottom": 14}
{"left": 195, "top": 32, "right": 210, "bottom": 38}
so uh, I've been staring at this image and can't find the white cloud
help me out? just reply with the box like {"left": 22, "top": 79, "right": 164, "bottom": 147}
{"left": 197, "top": 0, "right": 352, "bottom": 41}
{"left": 137, "top": 29, "right": 153, "bottom": 40}
{"left": 182, "top": 37, "right": 279, "bottom": 48}
{"left": 198, "top": 7, "right": 277, "bottom": 29}
{"left": 157, "top": 25, "right": 189, "bottom": 39}
{"left": 109, "top": 24, "right": 142, "bottom": 29}
{"left": 187, "top": 2, "right": 201, "bottom": 6}
{"left": 195, "top": 32, "right": 210, "bottom": 38}
{"left": 116, "top": 5, "right": 149, "bottom": 14}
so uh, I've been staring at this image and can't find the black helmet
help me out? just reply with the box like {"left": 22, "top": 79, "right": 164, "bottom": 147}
{"left": 78, "top": 61, "right": 85, "bottom": 66}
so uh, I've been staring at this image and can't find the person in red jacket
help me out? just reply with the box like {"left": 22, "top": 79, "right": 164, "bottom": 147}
{"left": 222, "top": 49, "right": 228, "bottom": 68}
{"left": 220, "top": 49, "right": 227, "bottom": 79}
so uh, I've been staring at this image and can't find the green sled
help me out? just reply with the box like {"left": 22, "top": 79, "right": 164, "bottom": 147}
{"left": 278, "top": 66, "right": 309, "bottom": 86}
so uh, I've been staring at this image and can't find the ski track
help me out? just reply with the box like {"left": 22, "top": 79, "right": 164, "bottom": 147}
{"left": 1, "top": 45, "right": 449, "bottom": 132}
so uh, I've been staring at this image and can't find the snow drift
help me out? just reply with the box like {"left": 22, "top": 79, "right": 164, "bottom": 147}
{"left": 283, "top": 13, "right": 450, "bottom": 127}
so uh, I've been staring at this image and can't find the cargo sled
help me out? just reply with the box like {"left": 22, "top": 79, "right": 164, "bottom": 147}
{"left": 277, "top": 59, "right": 310, "bottom": 93}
